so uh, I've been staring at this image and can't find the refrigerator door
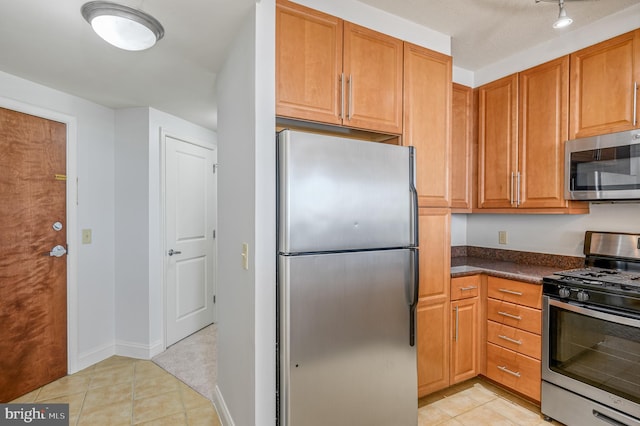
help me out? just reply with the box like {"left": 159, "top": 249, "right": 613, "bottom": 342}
{"left": 278, "top": 129, "right": 416, "bottom": 254}
{"left": 279, "top": 249, "right": 418, "bottom": 426}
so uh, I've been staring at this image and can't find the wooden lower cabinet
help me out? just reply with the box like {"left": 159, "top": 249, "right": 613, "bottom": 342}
{"left": 451, "top": 297, "right": 479, "bottom": 384}
{"left": 417, "top": 300, "right": 450, "bottom": 396}
{"left": 486, "top": 342, "right": 541, "bottom": 402}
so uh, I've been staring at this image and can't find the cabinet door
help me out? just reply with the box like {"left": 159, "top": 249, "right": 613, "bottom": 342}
{"left": 451, "top": 298, "right": 479, "bottom": 384}
{"left": 477, "top": 74, "right": 518, "bottom": 209}
{"left": 518, "top": 56, "right": 569, "bottom": 209}
{"left": 275, "top": 0, "right": 343, "bottom": 125}
{"left": 451, "top": 83, "right": 473, "bottom": 210}
{"left": 570, "top": 29, "right": 640, "bottom": 139}
{"left": 403, "top": 42, "right": 452, "bottom": 207}
{"left": 416, "top": 208, "right": 451, "bottom": 397}
{"left": 343, "top": 22, "right": 403, "bottom": 134}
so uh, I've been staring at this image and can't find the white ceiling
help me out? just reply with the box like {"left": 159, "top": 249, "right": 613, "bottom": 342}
{"left": 0, "top": 0, "right": 637, "bottom": 130}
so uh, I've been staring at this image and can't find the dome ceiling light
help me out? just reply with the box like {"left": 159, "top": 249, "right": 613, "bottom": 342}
{"left": 81, "top": 1, "right": 164, "bottom": 51}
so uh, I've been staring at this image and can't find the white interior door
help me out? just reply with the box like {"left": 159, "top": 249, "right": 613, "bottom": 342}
{"left": 165, "top": 134, "right": 216, "bottom": 346}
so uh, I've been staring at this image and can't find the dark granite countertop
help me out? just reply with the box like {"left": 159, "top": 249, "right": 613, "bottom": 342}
{"left": 450, "top": 247, "right": 584, "bottom": 285}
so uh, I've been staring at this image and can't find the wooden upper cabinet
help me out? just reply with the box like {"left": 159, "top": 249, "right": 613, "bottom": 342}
{"left": 403, "top": 42, "right": 452, "bottom": 207}
{"left": 477, "top": 74, "right": 518, "bottom": 209}
{"left": 275, "top": 0, "right": 403, "bottom": 134}
{"left": 451, "top": 83, "right": 473, "bottom": 211}
{"left": 570, "top": 29, "right": 640, "bottom": 139}
{"left": 343, "top": 23, "right": 404, "bottom": 134}
{"left": 276, "top": 0, "right": 343, "bottom": 125}
{"left": 518, "top": 56, "right": 569, "bottom": 209}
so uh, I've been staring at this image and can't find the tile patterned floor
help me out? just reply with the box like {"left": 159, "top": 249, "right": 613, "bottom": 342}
{"left": 9, "top": 356, "right": 221, "bottom": 425}
{"left": 418, "top": 378, "right": 562, "bottom": 426}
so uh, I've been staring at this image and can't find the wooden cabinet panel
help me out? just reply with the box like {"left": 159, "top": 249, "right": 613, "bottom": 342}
{"left": 417, "top": 300, "right": 450, "bottom": 397}
{"left": 451, "top": 83, "right": 473, "bottom": 210}
{"left": 487, "top": 320, "right": 541, "bottom": 360}
{"left": 451, "top": 298, "right": 479, "bottom": 384}
{"left": 343, "top": 22, "right": 404, "bottom": 134}
{"left": 276, "top": 0, "right": 343, "bottom": 125}
{"left": 451, "top": 275, "right": 479, "bottom": 300}
{"left": 403, "top": 43, "right": 452, "bottom": 207}
{"left": 417, "top": 208, "right": 450, "bottom": 301}
{"left": 486, "top": 343, "right": 541, "bottom": 402}
{"left": 518, "top": 56, "right": 569, "bottom": 209}
{"left": 487, "top": 299, "right": 541, "bottom": 335}
{"left": 477, "top": 74, "right": 518, "bottom": 209}
{"left": 487, "top": 276, "right": 542, "bottom": 309}
{"left": 570, "top": 29, "right": 640, "bottom": 139}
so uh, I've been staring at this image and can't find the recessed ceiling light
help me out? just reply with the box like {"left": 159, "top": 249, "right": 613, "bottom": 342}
{"left": 81, "top": 1, "right": 164, "bottom": 51}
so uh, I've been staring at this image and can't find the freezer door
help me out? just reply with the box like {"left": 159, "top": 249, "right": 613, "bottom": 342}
{"left": 279, "top": 250, "right": 418, "bottom": 426}
{"left": 278, "top": 129, "right": 416, "bottom": 253}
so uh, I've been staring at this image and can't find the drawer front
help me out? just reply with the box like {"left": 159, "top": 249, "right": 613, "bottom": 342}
{"left": 487, "top": 276, "right": 542, "bottom": 309}
{"left": 451, "top": 275, "right": 480, "bottom": 300}
{"left": 487, "top": 299, "right": 541, "bottom": 335}
{"left": 486, "top": 342, "right": 541, "bottom": 402}
{"left": 487, "top": 320, "right": 541, "bottom": 360}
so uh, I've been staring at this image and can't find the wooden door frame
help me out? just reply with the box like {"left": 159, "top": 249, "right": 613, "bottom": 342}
{"left": 159, "top": 129, "right": 217, "bottom": 351}
{"left": 0, "top": 97, "right": 79, "bottom": 374}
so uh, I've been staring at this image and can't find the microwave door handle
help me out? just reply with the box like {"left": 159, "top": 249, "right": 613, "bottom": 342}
{"left": 633, "top": 81, "right": 638, "bottom": 127}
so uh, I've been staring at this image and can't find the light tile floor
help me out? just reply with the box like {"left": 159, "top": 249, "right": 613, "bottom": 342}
{"left": 10, "top": 355, "right": 221, "bottom": 426}
{"left": 418, "top": 378, "right": 563, "bottom": 426}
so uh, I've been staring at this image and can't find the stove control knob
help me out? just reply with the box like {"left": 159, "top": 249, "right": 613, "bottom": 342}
{"left": 577, "top": 290, "right": 589, "bottom": 302}
{"left": 558, "top": 287, "right": 571, "bottom": 298}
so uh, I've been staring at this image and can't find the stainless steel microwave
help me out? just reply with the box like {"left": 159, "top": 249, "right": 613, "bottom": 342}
{"left": 565, "top": 129, "right": 640, "bottom": 201}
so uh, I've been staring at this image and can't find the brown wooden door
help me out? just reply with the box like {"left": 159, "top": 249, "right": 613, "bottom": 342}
{"left": 275, "top": 0, "right": 343, "bottom": 125}
{"left": 518, "top": 56, "right": 569, "bottom": 209}
{"left": 477, "top": 74, "right": 518, "bottom": 209}
{"left": 0, "top": 107, "right": 67, "bottom": 402}
{"left": 450, "top": 297, "right": 479, "bottom": 384}
{"left": 343, "top": 22, "right": 403, "bottom": 134}
{"left": 403, "top": 42, "right": 452, "bottom": 208}
{"left": 450, "top": 83, "right": 473, "bottom": 211}
{"left": 570, "top": 29, "right": 640, "bottom": 139}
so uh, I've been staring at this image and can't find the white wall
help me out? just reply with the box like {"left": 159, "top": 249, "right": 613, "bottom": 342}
{"left": 293, "top": 0, "right": 450, "bottom": 55}
{"left": 0, "top": 69, "right": 116, "bottom": 371}
{"left": 114, "top": 107, "right": 217, "bottom": 358}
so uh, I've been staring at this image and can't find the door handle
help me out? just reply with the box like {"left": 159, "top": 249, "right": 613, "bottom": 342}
{"left": 47, "top": 245, "right": 67, "bottom": 257}
{"left": 168, "top": 249, "right": 182, "bottom": 256}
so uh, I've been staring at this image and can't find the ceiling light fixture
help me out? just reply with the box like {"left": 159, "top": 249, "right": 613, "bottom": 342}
{"left": 553, "top": 0, "right": 573, "bottom": 29}
{"left": 81, "top": 1, "right": 164, "bottom": 51}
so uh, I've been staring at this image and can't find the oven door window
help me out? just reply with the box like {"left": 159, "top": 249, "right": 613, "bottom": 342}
{"left": 569, "top": 143, "right": 640, "bottom": 191}
{"left": 548, "top": 304, "right": 640, "bottom": 404}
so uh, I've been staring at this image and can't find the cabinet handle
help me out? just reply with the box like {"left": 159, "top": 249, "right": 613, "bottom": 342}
{"left": 453, "top": 306, "right": 459, "bottom": 342}
{"left": 498, "top": 334, "right": 523, "bottom": 345}
{"left": 498, "top": 311, "right": 522, "bottom": 321}
{"left": 510, "top": 172, "right": 515, "bottom": 206}
{"left": 516, "top": 171, "right": 521, "bottom": 207}
{"left": 499, "top": 288, "right": 523, "bottom": 296}
{"left": 340, "top": 73, "right": 345, "bottom": 119}
{"left": 347, "top": 74, "right": 353, "bottom": 121}
{"left": 634, "top": 81, "right": 638, "bottom": 127}
{"left": 497, "top": 365, "right": 521, "bottom": 378}
{"left": 460, "top": 286, "right": 478, "bottom": 291}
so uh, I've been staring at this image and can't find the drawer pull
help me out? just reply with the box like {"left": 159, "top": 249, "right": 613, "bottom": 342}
{"left": 498, "top": 311, "right": 522, "bottom": 321}
{"left": 460, "top": 286, "right": 478, "bottom": 291}
{"left": 497, "top": 365, "right": 521, "bottom": 378}
{"left": 499, "top": 288, "right": 523, "bottom": 296}
{"left": 498, "top": 334, "right": 523, "bottom": 345}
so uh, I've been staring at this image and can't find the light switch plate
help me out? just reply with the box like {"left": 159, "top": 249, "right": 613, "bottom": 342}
{"left": 241, "top": 243, "right": 249, "bottom": 270}
{"left": 498, "top": 231, "right": 507, "bottom": 245}
{"left": 82, "top": 229, "right": 92, "bottom": 244}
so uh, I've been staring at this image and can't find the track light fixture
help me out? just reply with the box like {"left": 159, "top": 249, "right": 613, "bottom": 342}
{"left": 81, "top": 1, "right": 164, "bottom": 51}
{"left": 553, "top": 0, "right": 573, "bottom": 28}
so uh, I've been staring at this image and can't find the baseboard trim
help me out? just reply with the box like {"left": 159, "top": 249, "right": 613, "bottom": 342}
{"left": 115, "top": 339, "right": 163, "bottom": 360}
{"left": 77, "top": 342, "right": 115, "bottom": 372}
{"left": 212, "top": 385, "right": 235, "bottom": 426}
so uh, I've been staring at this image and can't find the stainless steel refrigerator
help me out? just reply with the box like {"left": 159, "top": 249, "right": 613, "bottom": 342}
{"left": 277, "top": 129, "right": 419, "bottom": 426}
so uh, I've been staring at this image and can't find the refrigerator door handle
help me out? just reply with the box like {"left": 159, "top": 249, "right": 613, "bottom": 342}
{"left": 409, "top": 248, "right": 419, "bottom": 347}
{"left": 409, "top": 146, "right": 419, "bottom": 247}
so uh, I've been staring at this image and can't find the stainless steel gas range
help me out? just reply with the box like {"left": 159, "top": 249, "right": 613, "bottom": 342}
{"left": 542, "top": 231, "right": 640, "bottom": 426}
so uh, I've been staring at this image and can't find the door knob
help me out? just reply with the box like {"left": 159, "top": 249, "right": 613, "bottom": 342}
{"left": 48, "top": 245, "right": 67, "bottom": 257}
{"left": 168, "top": 249, "right": 182, "bottom": 256}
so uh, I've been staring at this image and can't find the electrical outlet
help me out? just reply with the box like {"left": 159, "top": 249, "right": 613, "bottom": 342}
{"left": 498, "top": 231, "right": 507, "bottom": 245}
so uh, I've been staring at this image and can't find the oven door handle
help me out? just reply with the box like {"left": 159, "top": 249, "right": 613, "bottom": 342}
{"left": 547, "top": 297, "right": 640, "bottom": 327}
